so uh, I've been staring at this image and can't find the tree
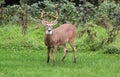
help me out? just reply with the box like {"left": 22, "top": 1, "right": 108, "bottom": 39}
{"left": 18, "top": 0, "right": 28, "bottom": 35}
{"left": 0, "top": 0, "right": 5, "bottom": 26}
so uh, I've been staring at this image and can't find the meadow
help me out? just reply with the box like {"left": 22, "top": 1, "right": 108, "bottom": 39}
{"left": 0, "top": 25, "right": 120, "bottom": 77}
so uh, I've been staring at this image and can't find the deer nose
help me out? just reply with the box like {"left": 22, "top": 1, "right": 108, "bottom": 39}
{"left": 48, "top": 30, "right": 51, "bottom": 32}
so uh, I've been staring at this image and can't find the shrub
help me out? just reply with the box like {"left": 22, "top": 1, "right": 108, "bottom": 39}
{"left": 94, "top": 1, "right": 120, "bottom": 27}
{"left": 77, "top": 2, "right": 95, "bottom": 24}
{"left": 3, "top": 5, "right": 20, "bottom": 24}
{"left": 104, "top": 45, "right": 120, "bottom": 54}
{"left": 77, "top": 22, "right": 105, "bottom": 52}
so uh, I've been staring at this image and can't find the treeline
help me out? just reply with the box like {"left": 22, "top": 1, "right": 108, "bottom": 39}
{"left": 1, "top": 0, "right": 120, "bottom": 7}
{"left": 0, "top": 0, "right": 120, "bottom": 24}
{"left": 0, "top": 0, "right": 120, "bottom": 33}
{"left": 23, "top": 0, "right": 120, "bottom": 6}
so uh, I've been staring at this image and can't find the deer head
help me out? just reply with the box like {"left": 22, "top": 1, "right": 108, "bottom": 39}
{"left": 41, "top": 10, "right": 58, "bottom": 35}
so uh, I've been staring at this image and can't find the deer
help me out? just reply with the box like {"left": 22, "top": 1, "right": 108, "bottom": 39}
{"left": 40, "top": 10, "right": 76, "bottom": 64}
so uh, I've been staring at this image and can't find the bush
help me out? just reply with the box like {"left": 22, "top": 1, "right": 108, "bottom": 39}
{"left": 104, "top": 45, "right": 120, "bottom": 54}
{"left": 94, "top": 1, "right": 120, "bottom": 27}
{"left": 60, "top": 1, "right": 78, "bottom": 23}
{"left": 77, "top": 2, "right": 95, "bottom": 24}
{"left": 28, "top": 2, "right": 42, "bottom": 18}
{"left": 0, "top": 25, "right": 45, "bottom": 50}
{"left": 3, "top": 5, "right": 20, "bottom": 24}
{"left": 0, "top": 0, "right": 120, "bottom": 26}
{"left": 77, "top": 22, "right": 105, "bottom": 52}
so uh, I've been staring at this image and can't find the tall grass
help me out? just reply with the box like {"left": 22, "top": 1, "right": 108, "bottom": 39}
{"left": 0, "top": 24, "right": 45, "bottom": 50}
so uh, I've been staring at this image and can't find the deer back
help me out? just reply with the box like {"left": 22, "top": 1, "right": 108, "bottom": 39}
{"left": 45, "top": 24, "right": 76, "bottom": 47}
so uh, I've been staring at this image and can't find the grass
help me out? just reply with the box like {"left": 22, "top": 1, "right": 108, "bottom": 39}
{"left": 0, "top": 25, "right": 120, "bottom": 77}
{"left": 0, "top": 48, "right": 120, "bottom": 77}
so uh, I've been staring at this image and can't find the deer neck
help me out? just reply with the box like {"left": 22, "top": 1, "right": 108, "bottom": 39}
{"left": 45, "top": 34, "right": 54, "bottom": 47}
{"left": 46, "top": 34, "right": 53, "bottom": 40}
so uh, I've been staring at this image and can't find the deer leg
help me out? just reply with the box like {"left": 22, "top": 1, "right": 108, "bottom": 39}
{"left": 69, "top": 41, "right": 76, "bottom": 63}
{"left": 53, "top": 46, "right": 57, "bottom": 64}
{"left": 47, "top": 47, "right": 51, "bottom": 63}
{"left": 61, "top": 44, "right": 68, "bottom": 62}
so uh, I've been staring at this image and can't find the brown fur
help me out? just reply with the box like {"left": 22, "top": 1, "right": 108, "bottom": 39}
{"left": 45, "top": 24, "right": 76, "bottom": 46}
{"left": 44, "top": 24, "right": 76, "bottom": 64}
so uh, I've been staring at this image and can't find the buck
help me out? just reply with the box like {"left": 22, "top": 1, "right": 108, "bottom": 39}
{"left": 41, "top": 11, "right": 76, "bottom": 64}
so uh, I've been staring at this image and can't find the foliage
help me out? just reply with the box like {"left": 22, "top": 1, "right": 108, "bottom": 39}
{"left": 113, "top": 4, "right": 120, "bottom": 28}
{"left": 1, "top": 0, "right": 120, "bottom": 25}
{"left": 104, "top": 45, "right": 120, "bottom": 54}
{"left": 76, "top": 2, "right": 95, "bottom": 24}
{"left": 2, "top": 5, "right": 20, "bottom": 24}
{"left": 59, "top": 1, "right": 78, "bottom": 23}
{"left": 0, "top": 0, "right": 120, "bottom": 54}
{"left": 0, "top": 1, "right": 120, "bottom": 76}
{"left": 0, "top": 25, "right": 45, "bottom": 50}
{"left": 77, "top": 21, "right": 120, "bottom": 53}
{"left": 0, "top": 0, "right": 4, "bottom": 4}
{"left": 94, "top": 1, "right": 120, "bottom": 27}
{"left": 28, "top": 1, "right": 42, "bottom": 18}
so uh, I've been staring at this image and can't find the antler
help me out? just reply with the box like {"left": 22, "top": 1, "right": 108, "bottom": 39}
{"left": 40, "top": 5, "right": 59, "bottom": 25}
{"left": 52, "top": 11, "right": 58, "bottom": 20}
{"left": 55, "top": 10, "right": 59, "bottom": 20}
{"left": 40, "top": 10, "right": 46, "bottom": 20}
{"left": 41, "top": 10, "right": 48, "bottom": 25}
{"left": 52, "top": 4, "right": 59, "bottom": 21}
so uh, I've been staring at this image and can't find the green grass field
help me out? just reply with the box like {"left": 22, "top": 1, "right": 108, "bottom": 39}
{"left": 0, "top": 25, "right": 120, "bottom": 77}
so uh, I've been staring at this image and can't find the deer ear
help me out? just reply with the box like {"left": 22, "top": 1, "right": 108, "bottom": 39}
{"left": 41, "top": 20, "right": 47, "bottom": 26}
{"left": 52, "top": 20, "right": 58, "bottom": 26}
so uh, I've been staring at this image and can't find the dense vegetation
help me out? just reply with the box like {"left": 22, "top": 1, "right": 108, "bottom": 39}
{"left": 0, "top": 0, "right": 120, "bottom": 77}
{"left": 0, "top": 24, "right": 120, "bottom": 77}
{"left": 0, "top": 0, "right": 120, "bottom": 52}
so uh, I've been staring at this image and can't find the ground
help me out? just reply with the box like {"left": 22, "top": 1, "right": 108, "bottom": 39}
{"left": 0, "top": 48, "right": 120, "bottom": 77}
{"left": 0, "top": 25, "right": 120, "bottom": 77}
